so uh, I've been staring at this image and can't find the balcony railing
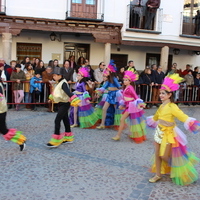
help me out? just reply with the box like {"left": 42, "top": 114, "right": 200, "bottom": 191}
{"left": 181, "top": 11, "right": 200, "bottom": 36}
{"left": 66, "top": 10, "right": 104, "bottom": 21}
{"left": 126, "top": 4, "right": 162, "bottom": 32}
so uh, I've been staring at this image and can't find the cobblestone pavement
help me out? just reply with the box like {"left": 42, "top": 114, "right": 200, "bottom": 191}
{"left": 0, "top": 106, "right": 200, "bottom": 200}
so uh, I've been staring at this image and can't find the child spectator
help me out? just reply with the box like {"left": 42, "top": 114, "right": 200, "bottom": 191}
{"left": 30, "top": 70, "right": 42, "bottom": 111}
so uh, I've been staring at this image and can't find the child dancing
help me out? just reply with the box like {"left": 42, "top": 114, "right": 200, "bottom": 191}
{"left": 146, "top": 74, "right": 200, "bottom": 185}
{"left": 70, "top": 67, "right": 98, "bottom": 128}
{"left": 46, "top": 67, "right": 80, "bottom": 148}
{"left": 112, "top": 70, "right": 146, "bottom": 143}
{"left": 0, "top": 71, "right": 26, "bottom": 151}
{"left": 96, "top": 61, "right": 122, "bottom": 129}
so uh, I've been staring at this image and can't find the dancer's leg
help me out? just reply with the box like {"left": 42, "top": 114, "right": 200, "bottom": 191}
{"left": 161, "top": 143, "right": 172, "bottom": 163}
{"left": 73, "top": 106, "right": 78, "bottom": 125}
{"left": 112, "top": 112, "right": 129, "bottom": 140}
{"left": 0, "top": 112, "right": 9, "bottom": 134}
{"left": 149, "top": 142, "right": 162, "bottom": 182}
{"left": 100, "top": 101, "right": 110, "bottom": 126}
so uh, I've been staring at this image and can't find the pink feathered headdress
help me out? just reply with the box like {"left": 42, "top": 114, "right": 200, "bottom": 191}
{"left": 106, "top": 60, "right": 117, "bottom": 73}
{"left": 78, "top": 67, "right": 89, "bottom": 77}
{"left": 160, "top": 74, "right": 184, "bottom": 92}
{"left": 103, "top": 69, "right": 110, "bottom": 77}
{"left": 124, "top": 70, "right": 138, "bottom": 82}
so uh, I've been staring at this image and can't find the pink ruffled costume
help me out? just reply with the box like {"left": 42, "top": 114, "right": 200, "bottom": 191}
{"left": 119, "top": 85, "right": 146, "bottom": 143}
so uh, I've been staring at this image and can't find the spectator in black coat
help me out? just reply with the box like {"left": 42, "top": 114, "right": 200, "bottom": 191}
{"left": 140, "top": 68, "right": 155, "bottom": 108}
{"left": 193, "top": 73, "right": 200, "bottom": 105}
{"left": 194, "top": 73, "right": 200, "bottom": 87}
{"left": 152, "top": 66, "right": 165, "bottom": 107}
{"left": 193, "top": 66, "right": 199, "bottom": 78}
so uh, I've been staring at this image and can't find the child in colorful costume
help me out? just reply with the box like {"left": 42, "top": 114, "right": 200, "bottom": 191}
{"left": 70, "top": 67, "right": 98, "bottom": 128}
{"left": 146, "top": 74, "right": 200, "bottom": 185}
{"left": 46, "top": 67, "right": 80, "bottom": 148}
{"left": 0, "top": 70, "right": 26, "bottom": 151}
{"left": 95, "top": 60, "right": 122, "bottom": 129}
{"left": 95, "top": 75, "right": 117, "bottom": 127}
{"left": 112, "top": 70, "right": 146, "bottom": 143}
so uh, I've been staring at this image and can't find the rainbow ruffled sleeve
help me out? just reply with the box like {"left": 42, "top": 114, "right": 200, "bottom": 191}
{"left": 49, "top": 94, "right": 53, "bottom": 101}
{"left": 146, "top": 116, "right": 158, "bottom": 129}
{"left": 128, "top": 98, "right": 146, "bottom": 114}
{"left": 184, "top": 117, "right": 200, "bottom": 134}
{"left": 95, "top": 87, "right": 105, "bottom": 96}
{"left": 0, "top": 93, "right": 5, "bottom": 102}
{"left": 115, "top": 90, "right": 123, "bottom": 102}
{"left": 83, "top": 91, "right": 91, "bottom": 101}
{"left": 70, "top": 95, "right": 81, "bottom": 107}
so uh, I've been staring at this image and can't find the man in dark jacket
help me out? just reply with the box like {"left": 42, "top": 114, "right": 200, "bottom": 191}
{"left": 144, "top": 0, "right": 161, "bottom": 30}
{"left": 61, "top": 60, "right": 74, "bottom": 82}
{"left": 152, "top": 66, "right": 165, "bottom": 107}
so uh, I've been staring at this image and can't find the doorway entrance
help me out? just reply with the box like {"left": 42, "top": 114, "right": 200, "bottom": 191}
{"left": 111, "top": 54, "right": 128, "bottom": 70}
{"left": 64, "top": 43, "right": 90, "bottom": 62}
{"left": 146, "top": 53, "right": 173, "bottom": 70}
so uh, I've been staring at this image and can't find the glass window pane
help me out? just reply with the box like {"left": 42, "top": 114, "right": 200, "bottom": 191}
{"left": 72, "top": 0, "right": 82, "bottom": 3}
{"left": 86, "top": 0, "right": 95, "bottom": 5}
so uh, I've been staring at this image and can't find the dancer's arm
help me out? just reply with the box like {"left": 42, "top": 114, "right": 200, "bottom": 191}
{"left": 113, "top": 77, "right": 121, "bottom": 88}
{"left": 171, "top": 103, "right": 200, "bottom": 134}
{"left": 62, "top": 82, "right": 73, "bottom": 97}
{"left": 171, "top": 103, "right": 189, "bottom": 122}
{"left": 0, "top": 85, "right": 3, "bottom": 94}
{"left": 129, "top": 85, "right": 139, "bottom": 99}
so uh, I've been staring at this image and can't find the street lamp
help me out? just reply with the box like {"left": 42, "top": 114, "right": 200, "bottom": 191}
{"left": 173, "top": 48, "right": 180, "bottom": 55}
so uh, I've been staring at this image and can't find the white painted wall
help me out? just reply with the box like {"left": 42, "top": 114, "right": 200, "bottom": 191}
{"left": 6, "top": 0, "right": 66, "bottom": 19}
{"left": 0, "top": 32, "right": 200, "bottom": 70}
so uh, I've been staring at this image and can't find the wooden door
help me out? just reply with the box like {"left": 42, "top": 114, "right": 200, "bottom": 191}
{"left": 85, "top": 0, "right": 97, "bottom": 19}
{"left": 64, "top": 43, "right": 90, "bottom": 62}
{"left": 111, "top": 54, "right": 128, "bottom": 70}
{"left": 71, "top": 0, "right": 97, "bottom": 19}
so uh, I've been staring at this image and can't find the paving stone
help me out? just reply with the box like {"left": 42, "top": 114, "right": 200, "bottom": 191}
{"left": 0, "top": 106, "right": 199, "bottom": 199}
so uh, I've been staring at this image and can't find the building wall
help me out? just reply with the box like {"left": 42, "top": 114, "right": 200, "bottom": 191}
{"left": 2, "top": 0, "right": 200, "bottom": 69}
{"left": 6, "top": 0, "right": 67, "bottom": 19}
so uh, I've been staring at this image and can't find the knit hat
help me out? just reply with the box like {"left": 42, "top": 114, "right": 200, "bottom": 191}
{"left": 53, "top": 67, "right": 63, "bottom": 75}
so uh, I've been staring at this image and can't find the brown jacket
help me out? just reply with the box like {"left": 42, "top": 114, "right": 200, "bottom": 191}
{"left": 10, "top": 70, "right": 26, "bottom": 90}
{"left": 42, "top": 71, "right": 53, "bottom": 82}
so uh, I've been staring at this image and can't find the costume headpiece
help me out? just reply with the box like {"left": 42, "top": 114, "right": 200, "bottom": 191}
{"left": 106, "top": 60, "right": 117, "bottom": 73}
{"left": 160, "top": 73, "right": 184, "bottom": 92}
{"left": 124, "top": 68, "right": 138, "bottom": 82}
{"left": 78, "top": 67, "right": 89, "bottom": 77}
{"left": 103, "top": 69, "right": 110, "bottom": 77}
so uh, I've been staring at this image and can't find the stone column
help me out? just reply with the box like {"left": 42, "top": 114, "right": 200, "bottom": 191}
{"left": 160, "top": 46, "right": 169, "bottom": 72}
{"left": 104, "top": 43, "right": 111, "bottom": 65}
{"left": 2, "top": 33, "right": 12, "bottom": 64}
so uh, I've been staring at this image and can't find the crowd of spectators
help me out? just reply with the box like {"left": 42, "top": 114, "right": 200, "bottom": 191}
{"left": 0, "top": 56, "right": 200, "bottom": 111}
